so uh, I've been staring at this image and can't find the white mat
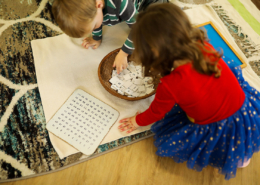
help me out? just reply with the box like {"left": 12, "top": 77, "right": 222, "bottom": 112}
{"left": 31, "top": 5, "right": 260, "bottom": 159}
{"left": 31, "top": 23, "right": 153, "bottom": 159}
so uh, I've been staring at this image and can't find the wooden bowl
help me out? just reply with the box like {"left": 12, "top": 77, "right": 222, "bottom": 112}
{"left": 98, "top": 48, "right": 157, "bottom": 101}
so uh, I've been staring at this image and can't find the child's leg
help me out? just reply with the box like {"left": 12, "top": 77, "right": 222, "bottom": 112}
{"left": 237, "top": 158, "right": 251, "bottom": 168}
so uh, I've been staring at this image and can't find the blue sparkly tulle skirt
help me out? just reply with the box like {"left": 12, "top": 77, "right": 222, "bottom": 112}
{"left": 151, "top": 66, "right": 260, "bottom": 180}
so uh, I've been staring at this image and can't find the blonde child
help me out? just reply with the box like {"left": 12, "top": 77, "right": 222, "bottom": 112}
{"left": 118, "top": 3, "right": 260, "bottom": 180}
{"left": 52, "top": 0, "right": 167, "bottom": 74}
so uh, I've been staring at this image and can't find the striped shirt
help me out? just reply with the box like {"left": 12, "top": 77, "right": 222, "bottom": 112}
{"left": 92, "top": 0, "right": 144, "bottom": 54}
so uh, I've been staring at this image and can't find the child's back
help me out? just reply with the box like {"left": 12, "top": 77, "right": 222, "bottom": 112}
{"left": 136, "top": 42, "right": 245, "bottom": 125}
{"left": 162, "top": 43, "right": 245, "bottom": 124}
{"left": 118, "top": 3, "right": 260, "bottom": 180}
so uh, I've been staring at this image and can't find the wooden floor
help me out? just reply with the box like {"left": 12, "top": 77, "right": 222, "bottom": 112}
{"left": 2, "top": 137, "right": 260, "bottom": 185}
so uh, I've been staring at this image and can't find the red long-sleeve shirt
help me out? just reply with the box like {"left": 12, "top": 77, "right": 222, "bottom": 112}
{"left": 136, "top": 43, "right": 245, "bottom": 126}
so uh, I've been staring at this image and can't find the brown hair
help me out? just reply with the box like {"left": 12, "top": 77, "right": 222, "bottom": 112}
{"left": 132, "top": 3, "right": 222, "bottom": 82}
{"left": 52, "top": 0, "right": 97, "bottom": 38}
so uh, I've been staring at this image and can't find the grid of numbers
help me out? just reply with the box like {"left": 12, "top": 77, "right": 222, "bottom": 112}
{"left": 47, "top": 89, "right": 119, "bottom": 155}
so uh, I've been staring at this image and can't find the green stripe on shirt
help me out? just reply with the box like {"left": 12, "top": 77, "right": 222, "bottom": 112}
{"left": 124, "top": 38, "right": 134, "bottom": 49}
{"left": 120, "top": 0, "right": 128, "bottom": 16}
{"left": 103, "top": 13, "right": 118, "bottom": 19}
{"left": 92, "top": 27, "right": 102, "bottom": 38}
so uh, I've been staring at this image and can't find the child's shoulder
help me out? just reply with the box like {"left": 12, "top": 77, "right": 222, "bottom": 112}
{"left": 161, "top": 63, "right": 192, "bottom": 83}
{"left": 103, "top": 0, "right": 117, "bottom": 10}
{"left": 105, "top": 0, "right": 136, "bottom": 14}
{"left": 104, "top": 0, "right": 127, "bottom": 10}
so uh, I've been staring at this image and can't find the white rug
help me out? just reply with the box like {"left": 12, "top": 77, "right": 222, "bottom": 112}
{"left": 31, "top": 23, "right": 153, "bottom": 159}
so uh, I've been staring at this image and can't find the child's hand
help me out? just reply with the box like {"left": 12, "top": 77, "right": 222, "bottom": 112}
{"left": 113, "top": 50, "right": 128, "bottom": 74}
{"left": 118, "top": 113, "right": 140, "bottom": 134}
{"left": 82, "top": 37, "right": 102, "bottom": 49}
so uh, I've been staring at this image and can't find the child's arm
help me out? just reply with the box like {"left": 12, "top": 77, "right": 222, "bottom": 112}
{"left": 118, "top": 112, "right": 140, "bottom": 134}
{"left": 113, "top": 0, "right": 138, "bottom": 74}
{"left": 118, "top": 81, "right": 176, "bottom": 133}
{"left": 136, "top": 83, "right": 176, "bottom": 126}
{"left": 82, "top": 26, "right": 103, "bottom": 49}
{"left": 113, "top": 49, "right": 129, "bottom": 74}
{"left": 119, "top": 0, "right": 138, "bottom": 54}
{"left": 92, "top": 25, "right": 103, "bottom": 41}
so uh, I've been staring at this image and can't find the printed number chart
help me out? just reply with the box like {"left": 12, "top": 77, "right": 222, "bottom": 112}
{"left": 47, "top": 89, "right": 119, "bottom": 155}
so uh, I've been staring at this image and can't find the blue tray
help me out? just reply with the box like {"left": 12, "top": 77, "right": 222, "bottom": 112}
{"left": 198, "top": 22, "right": 246, "bottom": 68}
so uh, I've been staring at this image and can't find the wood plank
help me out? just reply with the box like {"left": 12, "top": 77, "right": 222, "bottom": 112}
{"left": 2, "top": 138, "right": 260, "bottom": 185}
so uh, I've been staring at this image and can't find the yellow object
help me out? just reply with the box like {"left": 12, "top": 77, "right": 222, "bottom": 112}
{"left": 187, "top": 114, "right": 195, "bottom": 123}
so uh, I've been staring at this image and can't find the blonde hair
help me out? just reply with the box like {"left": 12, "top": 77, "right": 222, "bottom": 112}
{"left": 52, "top": 0, "right": 97, "bottom": 38}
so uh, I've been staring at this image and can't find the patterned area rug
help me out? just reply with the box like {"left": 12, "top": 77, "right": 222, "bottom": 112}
{"left": 0, "top": 0, "right": 259, "bottom": 182}
{"left": 0, "top": 0, "right": 153, "bottom": 182}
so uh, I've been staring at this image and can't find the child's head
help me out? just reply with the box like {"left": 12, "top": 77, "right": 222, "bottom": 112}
{"left": 132, "top": 3, "right": 221, "bottom": 79}
{"left": 52, "top": 0, "right": 104, "bottom": 38}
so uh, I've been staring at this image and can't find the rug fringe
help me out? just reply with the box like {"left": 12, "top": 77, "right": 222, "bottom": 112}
{"left": 211, "top": 3, "right": 260, "bottom": 59}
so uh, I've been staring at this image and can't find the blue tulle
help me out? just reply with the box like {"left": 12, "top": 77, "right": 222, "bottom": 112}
{"left": 151, "top": 66, "right": 260, "bottom": 180}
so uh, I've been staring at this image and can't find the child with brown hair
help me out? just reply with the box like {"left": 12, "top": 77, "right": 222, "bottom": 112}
{"left": 118, "top": 3, "right": 260, "bottom": 180}
{"left": 52, "top": 0, "right": 167, "bottom": 74}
